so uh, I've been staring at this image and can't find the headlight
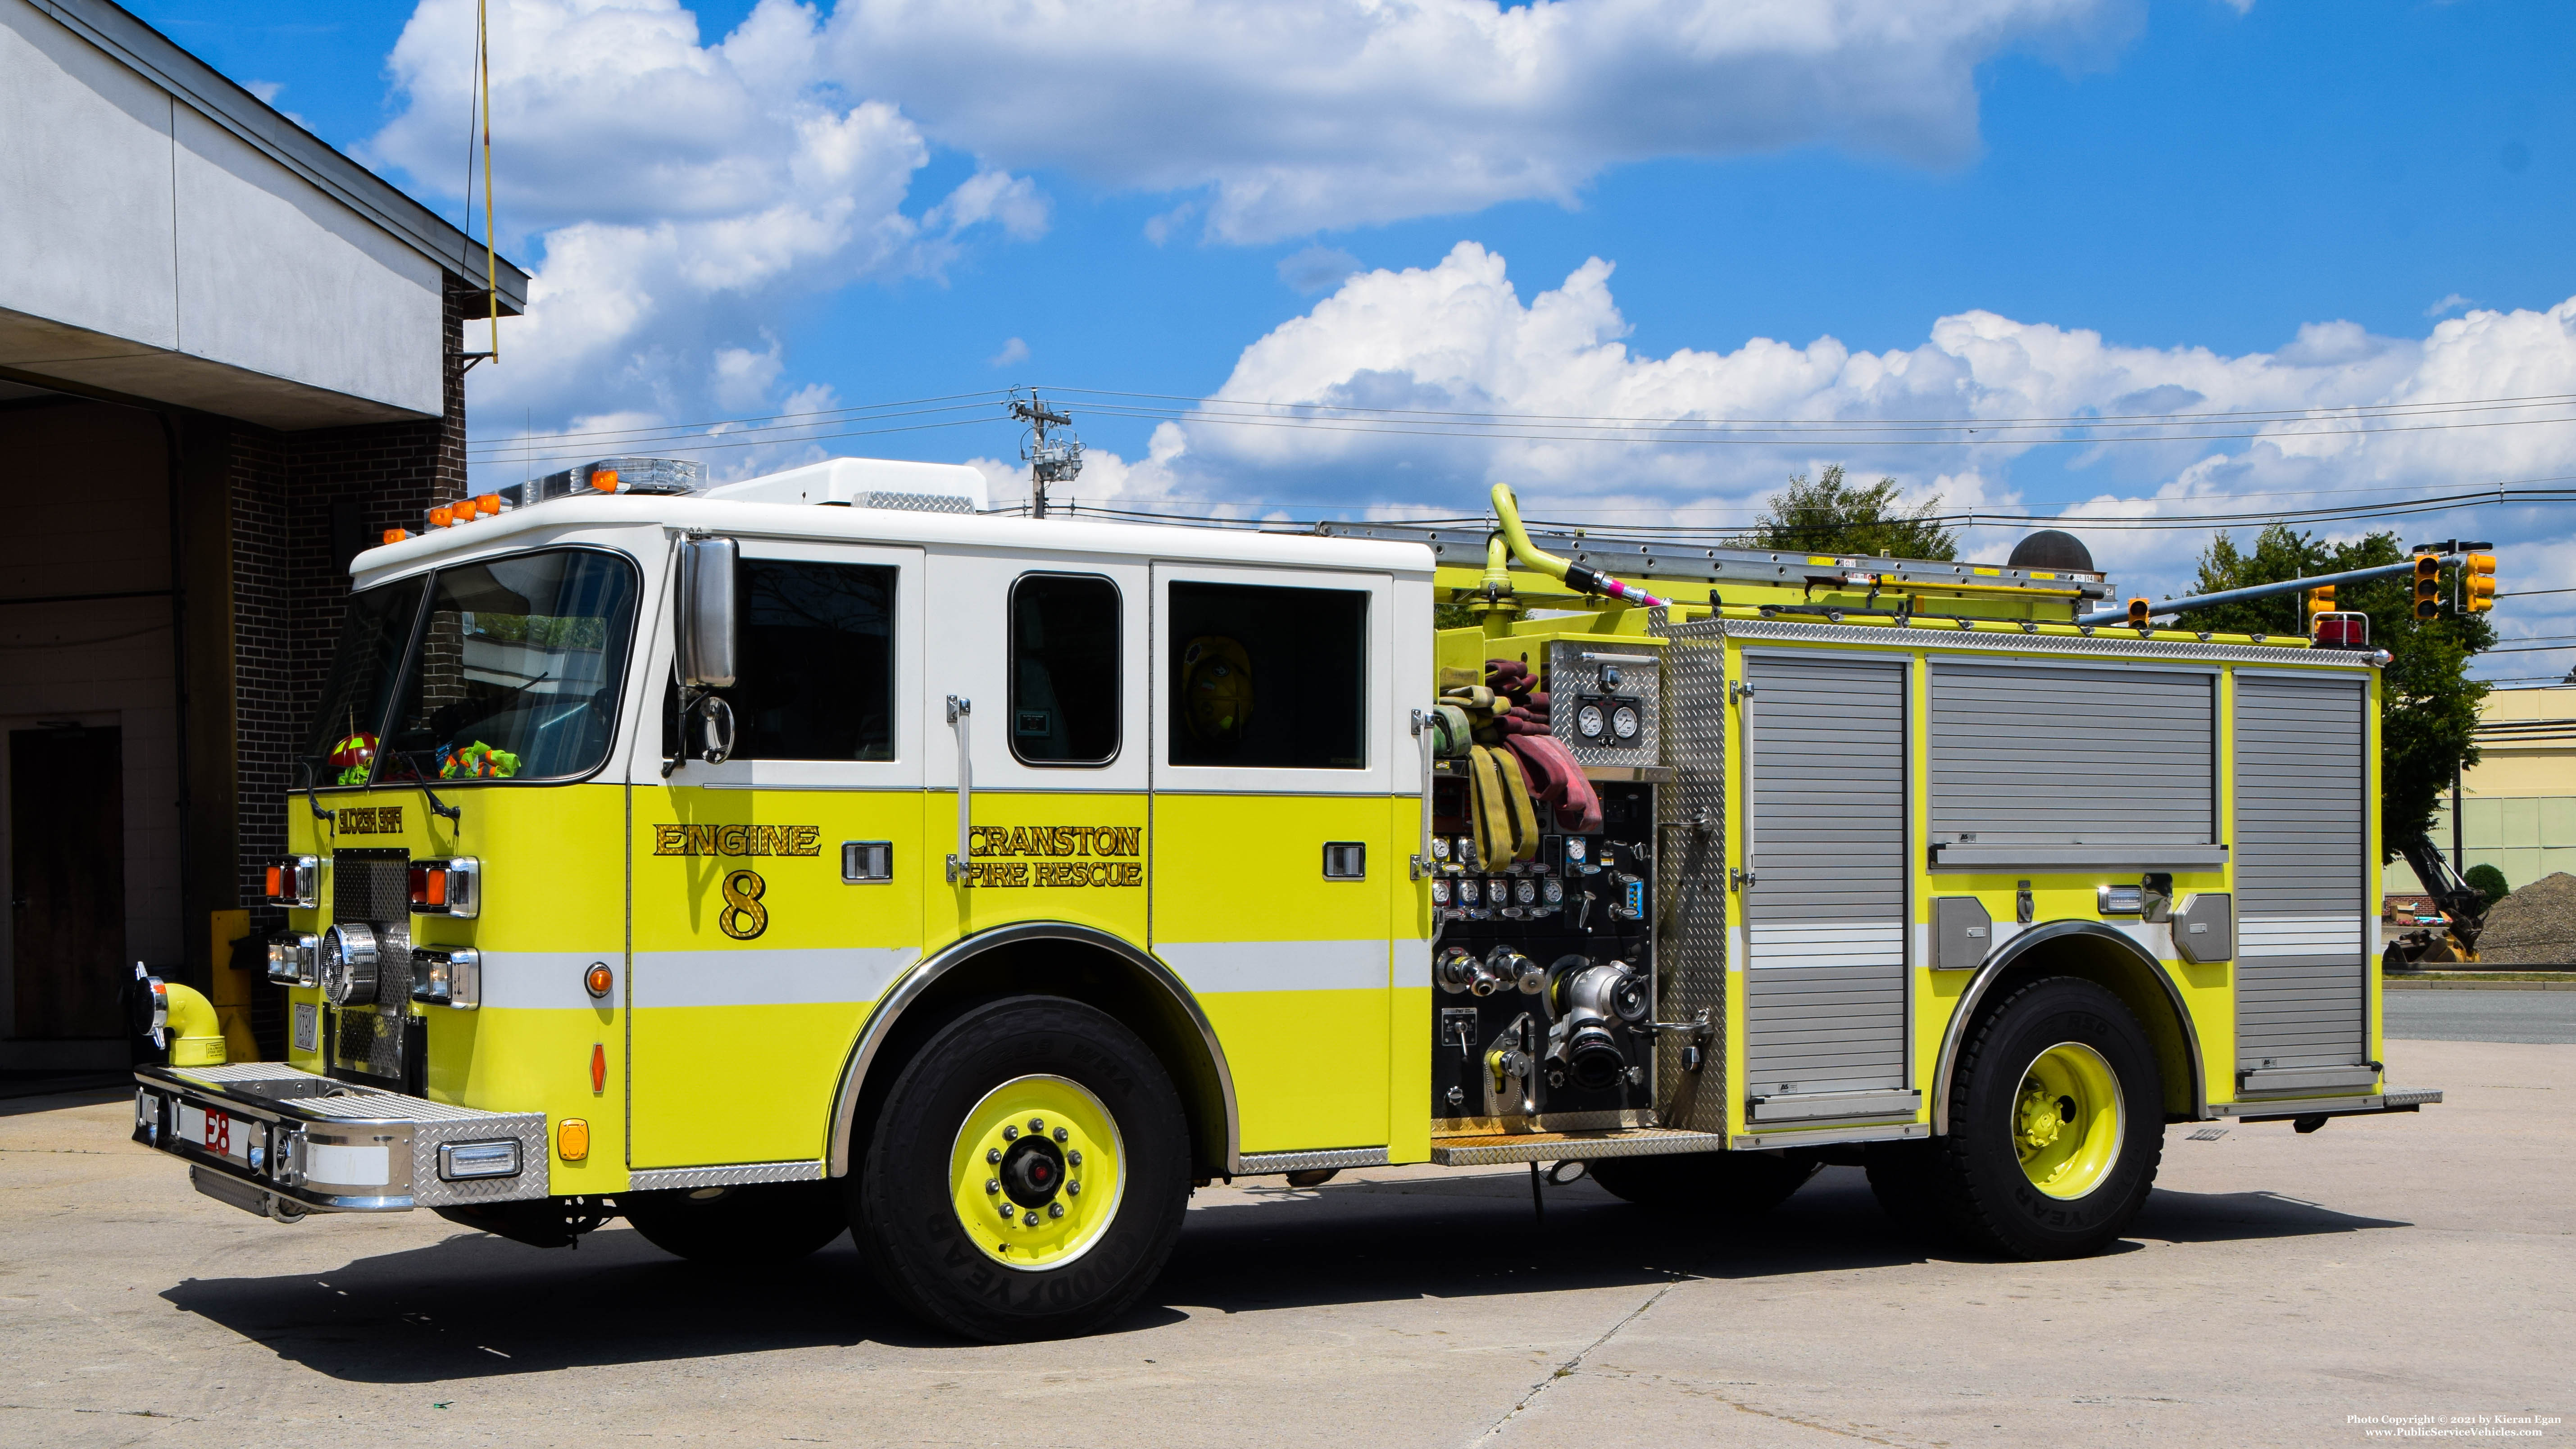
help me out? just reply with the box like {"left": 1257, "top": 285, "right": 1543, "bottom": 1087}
{"left": 1575, "top": 703, "right": 1606, "bottom": 740}
{"left": 318, "top": 923, "right": 378, "bottom": 1008}
{"left": 1609, "top": 704, "right": 1640, "bottom": 741}
{"left": 266, "top": 932, "right": 318, "bottom": 986}
{"left": 411, "top": 948, "right": 481, "bottom": 1009}
{"left": 1541, "top": 876, "right": 1564, "bottom": 905}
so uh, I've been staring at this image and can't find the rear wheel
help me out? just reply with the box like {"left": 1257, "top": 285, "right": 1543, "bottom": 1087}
{"left": 853, "top": 996, "right": 1189, "bottom": 1342}
{"left": 1913, "top": 976, "right": 2164, "bottom": 1259}
{"left": 1586, "top": 1149, "right": 1820, "bottom": 1217}
{"left": 620, "top": 1179, "right": 848, "bottom": 1264}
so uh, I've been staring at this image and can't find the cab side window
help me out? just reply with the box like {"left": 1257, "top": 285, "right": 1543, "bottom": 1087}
{"left": 1010, "top": 574, "right": 1121, "bottom": 765}
{"left": 668, "top": 560, "right": 896, "bottom": 760}
{"left": 1166, "top": 581, "right": 1367, "bottom": 769}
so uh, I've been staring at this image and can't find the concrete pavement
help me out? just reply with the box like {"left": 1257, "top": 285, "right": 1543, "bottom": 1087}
{"left": 0, "top": 1036, "right": 2565, "bottom": 1448}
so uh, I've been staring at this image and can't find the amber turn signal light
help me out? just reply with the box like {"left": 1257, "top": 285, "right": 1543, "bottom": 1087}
{"left": 584, "top": 962, "right": 614, "bottom": 999}
{"left": 558, "top": 1118, "right": 590, "bottom": 1161}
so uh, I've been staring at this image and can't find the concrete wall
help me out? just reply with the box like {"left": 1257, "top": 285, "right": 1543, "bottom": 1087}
{"left": 0, "top": 0, "right": 444, "bottom": 424}
{"left": 2385, "top": 686, "right": 2576, "bottom": 899}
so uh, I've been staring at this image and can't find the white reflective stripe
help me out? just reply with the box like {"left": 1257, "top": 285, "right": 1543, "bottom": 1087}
{"left": 1392, "top": 939, "right": 1431, "bottom": 991}
{"left": 1154, "top": 939, "right": 1389, "bottom": 994}
{"left": 2239, "top": 915, "right": 2366, "bottom": 957}
{"left": 1912, "top": 922, "right": 1929, "bottom": 967}
{"left": 633, "top": 948, "right": 918, "bottom": 1008}
{"left": 477, "top": 951, "right": 618, "bottom": 1010}
{"left": 306, "top": 1142, "right": 390, "bottom": 1187}
{"left": 1745, "top": 922, "right": 1905, "bottom": 969}
{"left": 1726, "top": 926, "right": 1742, "bottom": 972}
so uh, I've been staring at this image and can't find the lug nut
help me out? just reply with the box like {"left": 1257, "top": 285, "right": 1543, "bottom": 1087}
{"left": 1028, "top": 1118, "right": 1045, "bottom": 1132}
{"left": 1053, "top": 1126, "right": 1069, "bottom": 1143}
{"left": 1023, "top": 1210, "right": 1039, "bottom": 1227}
{"left": 1047, "top": 1202, "right": 1065, "bottom": 1219}
{"left": 986, "top": 1178, "right": 1000, "bottom": 1195}
{"left": 1068, "top": 1149, "right": 1083, "bottom": 1166}
{"left": 1002, "top": 1125, "right": 1018, "bottom": 1141}
{"left": 1068, "top": 1181, "right": 1082, "bottom": 1197}
{"left": 999, "top": 1200, "right": 1014, "bottom": 1218}
{"left": 987, "top": 1147, "right": 1002, "bottom": 1163}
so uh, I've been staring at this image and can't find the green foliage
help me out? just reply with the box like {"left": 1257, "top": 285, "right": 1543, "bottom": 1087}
{"left": 2187, "top": 523, "right": 2494, "bottom": 857}
{"left": 1742, "top": 464, "right": 1959, "bottom": 561}
{"left": 2464, "top": 863, "right": 2510, "bottom": 902}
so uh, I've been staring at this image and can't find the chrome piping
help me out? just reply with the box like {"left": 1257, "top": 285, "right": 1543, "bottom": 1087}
{"left": 1928, "top": 920, "right": 2208, "bottom": 1136}
{"left": 825, "top": 921, "right": 1241, "bottom": 1176}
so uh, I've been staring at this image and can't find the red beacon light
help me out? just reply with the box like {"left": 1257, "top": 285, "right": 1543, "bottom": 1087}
{"left": 2312, "top": 610, "right": 2371, "bottom": 650}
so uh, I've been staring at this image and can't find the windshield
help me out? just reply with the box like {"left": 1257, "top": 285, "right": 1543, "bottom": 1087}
{"left": 305, "top": 549, "right": 640, "bottom": 788}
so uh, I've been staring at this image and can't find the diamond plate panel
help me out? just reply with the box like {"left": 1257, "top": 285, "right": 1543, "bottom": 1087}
{"left": 332, "top": 850, "right": 412, "bottom": 1082}
{"left": 1547, "top": 638, "right": 1663, "bottom": 769}
{"left": 1234, "top": 1146, "right": 1391, "bottom": 1175}
{"left": 1650, "top": 614, "right": 1729, "bottom": 1133}
{"left": 1427, "top": 1126, "right": 1731, "bottom": 1166}
{"left": 410, "top": 1112, "right": 552, "bottom": 1207}
{"left": 626, "top": 1160, "right": 828, "bottom": 1192}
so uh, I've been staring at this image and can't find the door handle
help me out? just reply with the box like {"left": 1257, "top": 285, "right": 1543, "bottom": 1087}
{"left": 945, "top": 695, "right": 972, "bottom": 885}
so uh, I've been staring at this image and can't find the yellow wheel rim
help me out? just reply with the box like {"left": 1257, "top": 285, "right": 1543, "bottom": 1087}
{"left": 949, "top": 1075, "right": 1125, "bottom": 1272}
{"left": 2013, "top": 1041, "right": 2124, "bottom": 1200}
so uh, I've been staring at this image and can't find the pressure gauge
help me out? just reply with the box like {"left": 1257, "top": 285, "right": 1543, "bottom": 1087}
{"left": 1457, "top": 878, "right": 1481, "bottom": 906}
{"left": 1609, "top": 704, "right": 1641, "bottom": 741}
{"left": 1430, "top": 878, "right": 1451, "bottom": 905}
{"left": 1563, "top": 836, "right": 1588, "bottom": 865}
{"left": 1430, "top": 835, "right": 1452, "bottom": 863}
{"left": 1575, "top": 703, "right": 1606, "bottom": 740}
{"left": 1514, "top": 877, "right": 1538, "bottom": 905}
{"left": 1541, "top": 876, "right": 1564, "bottom": 905}
{"left": 1458, "top": 837, "right": 1481, "bottom": 870}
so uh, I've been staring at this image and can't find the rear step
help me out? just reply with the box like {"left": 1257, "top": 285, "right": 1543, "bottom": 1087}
{"left": 1428, "top": 1126, "right": 1729, "bottom": 1166}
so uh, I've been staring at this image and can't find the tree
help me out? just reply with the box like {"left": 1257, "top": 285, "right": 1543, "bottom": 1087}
{"left": 2184, "top": 523, "right": 2494, "bottom": 858}
{"left": 1741, "top": 464, "right": 1958, "bottom": 561}
{"left": 2465, "top": 863, "right": 2510, "bottom": 902}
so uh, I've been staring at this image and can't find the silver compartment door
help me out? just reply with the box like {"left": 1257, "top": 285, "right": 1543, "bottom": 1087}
{"left": 2231, "top": 673, "right": 2372, "bottom": 1086}
{"left": 1741, "top": 654, "right": 1911, "bottom": 1114}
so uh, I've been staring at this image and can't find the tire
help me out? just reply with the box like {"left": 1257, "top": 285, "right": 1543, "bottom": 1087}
{"left": 1920, "top": 976, "right": 2164, "bottom": 1259}
{"left": 619, "top": 1180, "right": 848, "bottom": 1265}
{"left": 853, "top": 996, "right": 1190, "bottom": 1342}
{"left": 1586, "top": 1149, "right": 1820, "bottom": 1217}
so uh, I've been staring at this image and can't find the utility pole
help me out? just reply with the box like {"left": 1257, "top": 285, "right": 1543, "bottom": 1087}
{"left": 1007, "top": 389, "right": 1082, "bottom": 519}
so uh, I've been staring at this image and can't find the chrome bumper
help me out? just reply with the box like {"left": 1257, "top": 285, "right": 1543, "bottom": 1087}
{"left": 132, "top": 1063, "right": 549, "bottom": 1218}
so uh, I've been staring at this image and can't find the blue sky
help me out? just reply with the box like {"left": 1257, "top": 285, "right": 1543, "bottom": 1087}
{"left": 129, "top": 0, "right": 2576, "bottom": 669}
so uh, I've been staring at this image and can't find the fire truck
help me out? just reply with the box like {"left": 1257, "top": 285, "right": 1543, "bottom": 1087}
{"left": 129, "top": 455, "right": 2442, "bottom": 1341}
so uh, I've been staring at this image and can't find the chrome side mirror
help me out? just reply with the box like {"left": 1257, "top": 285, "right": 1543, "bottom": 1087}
{"left": 676, "top": 535, "right": 738, "bottom": 689}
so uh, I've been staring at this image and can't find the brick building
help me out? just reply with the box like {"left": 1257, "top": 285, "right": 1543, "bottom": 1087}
{"left": 0, "top": 0, "right": 527, "bottom": 1067}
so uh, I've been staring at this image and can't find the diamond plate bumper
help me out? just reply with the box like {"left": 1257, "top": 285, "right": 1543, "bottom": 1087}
{"left": 132, "top": 1063, "right": 549, "bottom": 1217}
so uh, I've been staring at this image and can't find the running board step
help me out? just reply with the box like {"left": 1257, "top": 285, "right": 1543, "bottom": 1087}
{"left": 1429, "top": 1126, "right": 1729, "bottom": 1167}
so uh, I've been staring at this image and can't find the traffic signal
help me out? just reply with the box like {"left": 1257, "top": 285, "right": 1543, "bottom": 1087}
{"left": 2306, "top": 584, "right": 2336, "bottom": 628}
{"left": 2464, "top": 553, "right": 2497, "bottom": 613}
{"left": 2126, "top": 597, "right": 2151, "bottom": 628}
{"left": 2412, "top": 554, "right": 2442, "bottom": 621}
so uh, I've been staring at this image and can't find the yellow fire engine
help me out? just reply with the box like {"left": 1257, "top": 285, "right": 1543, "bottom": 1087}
{"left": 130, "top": 456, "right": 2440, "bottom": 1341}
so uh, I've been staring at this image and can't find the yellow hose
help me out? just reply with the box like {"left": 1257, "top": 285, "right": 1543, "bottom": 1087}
{"left": 1489, "top": 483, "right": 1672, "bottom": 608}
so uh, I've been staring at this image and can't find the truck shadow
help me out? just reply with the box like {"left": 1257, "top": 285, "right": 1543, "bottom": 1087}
{"left": 158, "top": 1167, "right": 2405, "bottom": 1381}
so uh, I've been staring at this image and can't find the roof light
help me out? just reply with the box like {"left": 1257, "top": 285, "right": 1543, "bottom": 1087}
{"left": 428, "top": 505, "right": 455, "bottom": 529}
{"left": 589, "top": 468, "right": 620, "bottom": 493}
{"left": 2312, "top": 611, "right": 2370, "bottom": 650}
{"left": 474, "top": 493, "right": 503, "bottom": 516}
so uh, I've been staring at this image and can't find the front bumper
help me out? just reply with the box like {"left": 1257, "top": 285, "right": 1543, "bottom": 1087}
{"left": 133, "top": 1063, "right": 548, "bottom": 1218}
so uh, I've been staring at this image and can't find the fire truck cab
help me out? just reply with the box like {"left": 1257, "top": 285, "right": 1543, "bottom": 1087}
{"left": 131, "top": 457, "right": 2438, "bottom": 1341}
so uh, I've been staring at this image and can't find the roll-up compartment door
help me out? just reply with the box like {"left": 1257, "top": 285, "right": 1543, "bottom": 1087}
{"left": 1930, "top": 663, "right": 2213, "bottom": 850}
{"left": 2232, "top": 674, "right": 2371, "bottom": 1087}
{"left": 1742, "top": 654, "right": 1912, "bottom": 1119}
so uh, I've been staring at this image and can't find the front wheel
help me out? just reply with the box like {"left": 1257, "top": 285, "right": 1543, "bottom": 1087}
{"left": 853, "top": 996, "right": 1190, "bottom": 1341}
{"left": 1927, "top": 976, "right": 2164, "bottom": 1259}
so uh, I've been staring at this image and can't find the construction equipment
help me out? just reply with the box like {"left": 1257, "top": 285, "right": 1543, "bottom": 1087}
{"left": 2385, "top": 832, "right": 2489, "bottom": 968}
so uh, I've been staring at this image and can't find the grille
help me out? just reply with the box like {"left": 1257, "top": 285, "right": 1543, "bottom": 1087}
{"left": 332, "top": 849, "right": 413, "bottom": 1082}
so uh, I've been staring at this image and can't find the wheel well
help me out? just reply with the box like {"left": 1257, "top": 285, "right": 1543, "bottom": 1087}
{"left": 834, "top": 935, "right": 1233, "bottom": 1180}
{"left": 1940, "top": 924, "right": 2205, "bottom": 1126}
